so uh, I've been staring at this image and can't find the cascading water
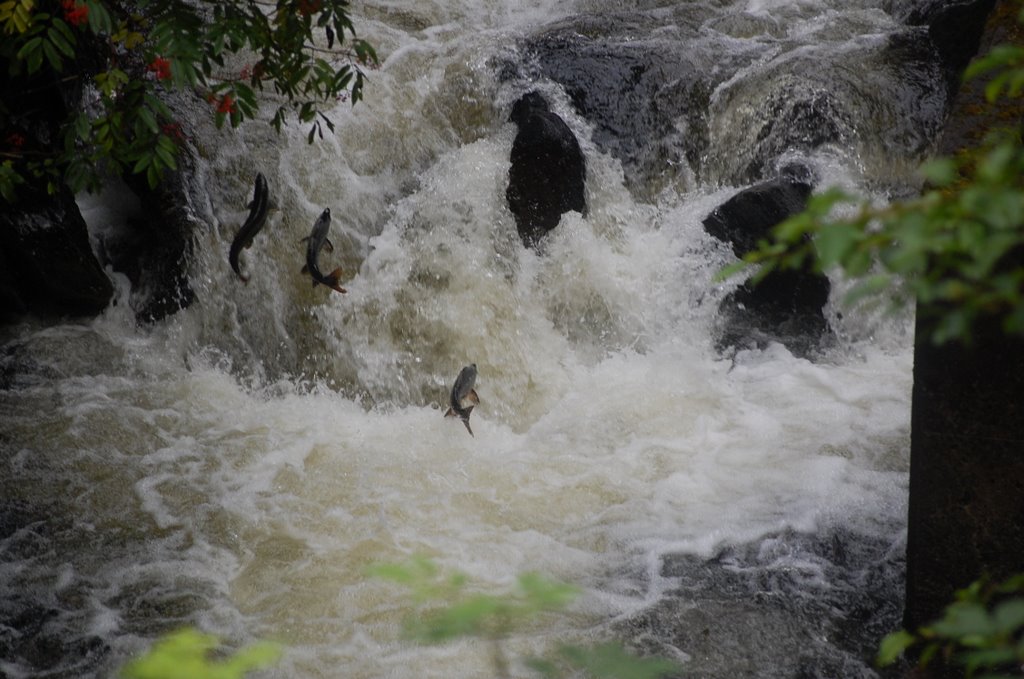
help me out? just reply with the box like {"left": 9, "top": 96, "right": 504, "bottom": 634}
{"left": 1, "top": 1, "right": 945, "bottom": 677}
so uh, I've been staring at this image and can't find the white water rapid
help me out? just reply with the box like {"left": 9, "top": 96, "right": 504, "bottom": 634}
{"left": 1, "top": 1, "right": 930, "bottom": 677}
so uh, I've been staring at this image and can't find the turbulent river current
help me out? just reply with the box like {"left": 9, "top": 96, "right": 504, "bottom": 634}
{"left": 1, "top": 1, "right": 947, "bottom": 677}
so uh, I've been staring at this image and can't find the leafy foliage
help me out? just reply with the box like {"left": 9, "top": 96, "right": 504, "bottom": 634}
{"left": 0, "top": 0, "right": 377, "bottom": 198}
{"left": 370, "top": 557, "right": 681, "bottom": 679}
{"left": 877, "top": 574, "right": 1024, "bottom": 678}
{"left": 120, "top": 628, "right": 281, "bottom": 679}
{"left": 720, "top": 8, "right": 1024, "bottom": 344}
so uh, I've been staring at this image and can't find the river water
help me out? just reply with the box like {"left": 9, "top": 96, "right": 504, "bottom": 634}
{"left": 1, "top": 1, "right": 940, "bottom": 677}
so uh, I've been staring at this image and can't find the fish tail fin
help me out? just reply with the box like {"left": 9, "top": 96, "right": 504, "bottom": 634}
{"left": 327, "top": 267, "right": 347, "bottom": 294}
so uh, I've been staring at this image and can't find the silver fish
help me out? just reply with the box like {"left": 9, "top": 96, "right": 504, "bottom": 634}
{"left": 301, "top": 207, "right": 346, "bottom": 294}
{"left": 444, "top": 363, "right": 479, "bottom": 436}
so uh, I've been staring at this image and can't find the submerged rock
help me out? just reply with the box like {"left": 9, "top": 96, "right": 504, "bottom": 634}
{"left": 703, "top": 167, "right": 831, "bottom": 358}
{"left": 618, "top": 527, "right": 906, "bottom": 679}
{"left": 506, "top": 90, "right": 587, "bottom": 247}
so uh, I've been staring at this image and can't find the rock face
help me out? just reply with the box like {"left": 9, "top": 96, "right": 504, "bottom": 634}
{"left": 524, "top": 6, "right": 950, "bottom": 193}
{"left": 506, "top": 91, "right": 587, "bottom": 247}
{"left": 896, "top": 0, "right": 998, "bottom": 97}
{"left": 703, "top": 168, "right": 831, "bottom": 358}
{"left": 904, "top": 0, "right": 1024, "bottom": 635}
{"left": 0, "top": 185, "right": 113, "bottom": 322}
{"left": 0, "top": 25, "right": 199, "bottom": 327}
{"left": 110, "top": 160, "right": 200, "bottom": 324}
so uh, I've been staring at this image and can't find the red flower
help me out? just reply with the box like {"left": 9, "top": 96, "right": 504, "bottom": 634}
{"left": 62, "top": 0, "right": 89, "bottom": 27}
{"left": 296, "top": 0, "right": 322, "bottom": 16}
{"left": 147, "top": 57, "right": 172, "bottom": 81}
{"left": 161, "top": 122, "right": 184, "bottom": 142}
{"left": 216, "top": 95, "right": 236, "bottom": 114}
{"left": 6, "top": 132, "right": 26, "bottom": 150}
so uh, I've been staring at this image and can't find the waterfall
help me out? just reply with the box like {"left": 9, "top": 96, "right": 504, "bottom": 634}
{"left": 0, "top": 1, "right": 944, "bottom": 677}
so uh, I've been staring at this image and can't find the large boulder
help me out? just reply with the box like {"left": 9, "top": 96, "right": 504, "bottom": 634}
{"left": 522, "top": 6, "right": 949, "bottom": 192}
{"left": 703, "top": 167, "right": 831, "bottom": 358}
{"left": 524, "top": 12, "right": 734, "bottom": 197}
{"left": 0, "top": 184, "right": 113, "bottom": 323}
{"left": 506, "top": 91, "right": 587, "bottom": 247}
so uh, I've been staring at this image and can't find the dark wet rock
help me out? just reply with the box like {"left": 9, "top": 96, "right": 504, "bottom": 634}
{"left": 0, "top": 184, "right": 114, "bottom": 323}
{"left": 522, "top": 7, "right": 949, "bottom": 193}
{"left": 617, "top": 528, "right": 905, "bottom": 679}
{"left": 102, "top": 150, "right": 201, "bottom": 324}
{"left": 904, "top": 2, "right": 1024, "bottom": 634}
{"left": 0, "top": 18, "right": 200, "bottom": 326}
{"left": 506, "top": 91, "right": 587, "bottom": 247}
{"left": 703, "top": 169, "right": 831, "bottom": 358}
{"left": 703, "top": 167, "right": 813, "bottom": 259}
{"left": 522, "top": 8, "right": 756, "bottom": 197}
{"left": 895, "top": 0, "right": 997, "bottom": 97}
{"left": 706, "top": 27, "right": 947, "bottom": 187}
{"left": 0, "top": 24, "right": 116, "bottom": 325}
{"left": 524, "top": 33, "right": 712, "bottom": 198}
{"left": 906, "top": 311, "right": 1024, "bottom": 632}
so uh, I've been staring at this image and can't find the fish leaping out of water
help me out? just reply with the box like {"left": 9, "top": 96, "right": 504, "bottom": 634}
{"left": 228, "top": 172, "right": 270, "bottom": 283}
{"left": 445, "top": 363, "right": 479, "bottom": 436}
{"left": 301, "top": 207, "right": 347, "bottom": 294}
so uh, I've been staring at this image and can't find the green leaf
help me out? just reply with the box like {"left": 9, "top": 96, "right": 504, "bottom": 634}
{"left": 844, "top": 273, "right": 894, "bottom": 307}
{"left": 992, "top": 599, "right": 1024, "bottom": 634}
{"left": 814, "top": 222, "right": 861, "bottom": 268}
{"left": 120, "top": 628, "right": 281, "bottom": 679}
{"left": 517, "top": 572, "right": 578, "bottom": 611}
{"left": 713, "top": 260, "right": 750, "bottom": 283}
{"left": 15, "top": 34, "right": 41, "bottom": 60}
{"left": 556, "top": 643, "right": 681, "bottom": 679}
{"left": 86, "top": 0, "right": 112, "bottom": 34}
{"left": 137, "top": 106, "right": 159, "bottom": 133}
{"left": 47, "top": 22, "right": 76, "bottom": 56}
{"left": 132, "top": 154, "right": 151, "bottom": 174}
{"left": 919, "top": 158, "right": 958, "bottom": 187}
{"left": 41, "top": 37, "right": 62, "bottom": 71}
{"left": 877, "top": 629, "right": 916, "bottom": 666}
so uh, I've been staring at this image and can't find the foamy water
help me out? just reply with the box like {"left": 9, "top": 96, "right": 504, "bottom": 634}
{"left": 0, "top": 1, "right": 930, "bottom": 677}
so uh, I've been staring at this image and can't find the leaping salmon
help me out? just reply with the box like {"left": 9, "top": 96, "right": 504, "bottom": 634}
{"left": 444, "top": 363, "right": 479, "bottom": 436}
{"left": 301, "top": 208, "right": 346, "bottom": 294}
{"left": 228, "top": 172, "right": 270, "bottom": 283}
